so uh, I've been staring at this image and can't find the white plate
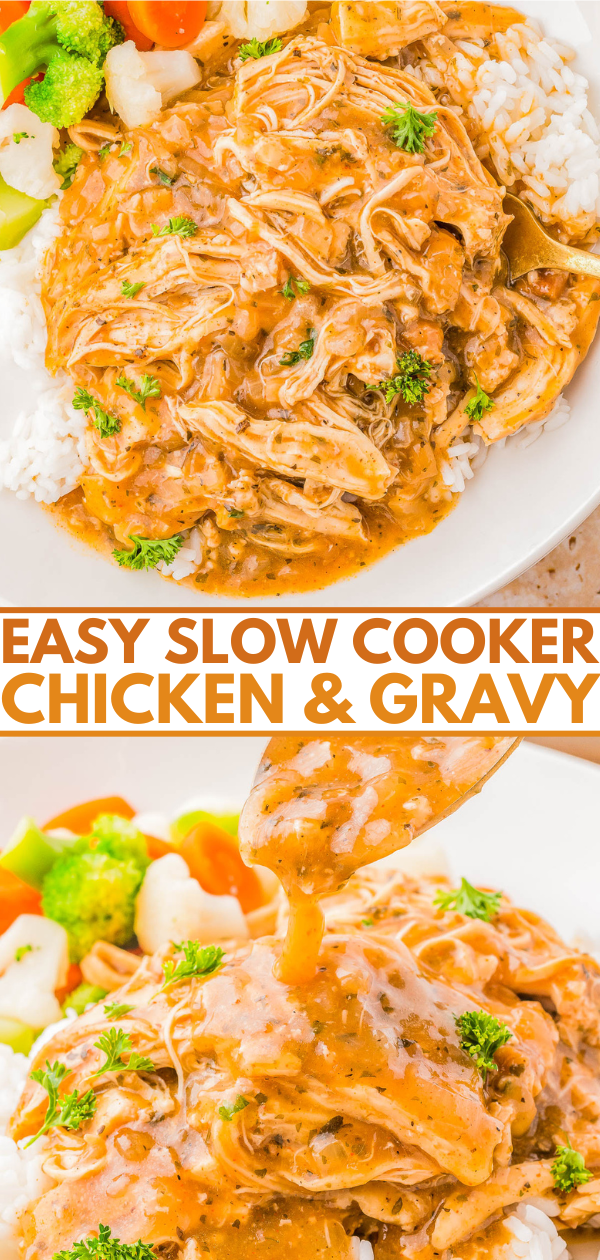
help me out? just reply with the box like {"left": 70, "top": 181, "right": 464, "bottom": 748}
{"left": 0, "top": 737, "right": 599, "bottom": 1255}
{"left": 0, "top": 2, "right": 599, "bottom": 607}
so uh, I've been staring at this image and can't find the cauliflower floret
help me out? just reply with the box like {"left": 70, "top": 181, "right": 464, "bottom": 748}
{"left": 105, "top": 41, "right": 201, "bottom": 130}
{"left": 0, "top": 104, "right": 59, "bottom": 199}
{"left": 216, "top": 1, "right": 307, "bottom": 39}
{"left": 0, "top": 915, "right": 69, "bottom": 1028}
{"left": 135, "top": 853, "right": 248, "bottom": 955}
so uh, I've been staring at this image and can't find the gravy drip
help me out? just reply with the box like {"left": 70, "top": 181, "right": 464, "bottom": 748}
{"left": 239, "top": 734, "right": 518, "bottom": 981}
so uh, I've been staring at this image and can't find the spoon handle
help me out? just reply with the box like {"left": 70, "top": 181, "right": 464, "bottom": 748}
{"left": 556, "top": 245, "right": 600, "bottom": 279}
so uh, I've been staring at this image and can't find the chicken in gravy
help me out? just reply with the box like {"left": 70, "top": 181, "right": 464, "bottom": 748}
{"left": 12, "top": 733, "right": 600, "bottom": 1259}
{"left": 42, "top": 1, "right": 600, "bottom": 593}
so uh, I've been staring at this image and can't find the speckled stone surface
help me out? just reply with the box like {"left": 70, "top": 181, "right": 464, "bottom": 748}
{"left": 482, "top": 504, "right": 600, "bottom": 607}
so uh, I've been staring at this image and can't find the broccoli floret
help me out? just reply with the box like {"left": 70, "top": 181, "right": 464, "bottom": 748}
{"left": 0, "top": 1, "right": 124, "bottom": 128}
{"left": 89, "top": 813, "right": 150, "bottom": 868}
{"left": 41, "top": 815, "right": 149, "bottom": 963}
{"left": 26, "top": 50, "right": 104, "bottom": 127}
{"left": 53, "top": 142, "right": 83, "bottom": 190}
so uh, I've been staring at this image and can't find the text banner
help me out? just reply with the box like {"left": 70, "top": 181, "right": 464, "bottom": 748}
{"left": 2, "top": 609, "right": 600, "bottom": 733}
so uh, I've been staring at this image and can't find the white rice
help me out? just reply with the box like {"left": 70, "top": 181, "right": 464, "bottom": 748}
{"left": 157, "top": 525, "right": 205, "bottom": 581}
{"left": 0, "top": 202, "right": 87, "bottom": 505}
{"left": 410, "top": 17, "right": 600, "bottom": 235}
{"left": 501, "top": 1201, "right": 570, "bottom": 1260}
{"left": 0, "top": 12, "right": 596, "bottom": 553}
{"left": 0, "top": 1044, "right": 51, "bottom": 1260}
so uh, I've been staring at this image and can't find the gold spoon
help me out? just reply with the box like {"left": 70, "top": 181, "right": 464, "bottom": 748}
{"left": 501, "top": 192, "right": 600, "bottom": 282}
{"left": 241, "top": 735, "right": 522, "bottom": 984}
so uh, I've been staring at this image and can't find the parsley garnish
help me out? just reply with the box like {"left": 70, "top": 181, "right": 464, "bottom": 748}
{"left": 280, "top": 334, "right": 315, "bottom": 366}
{"left": 281, "top": 276, "right": 311, "bottom": 301}
{"left": 381, "top": 100, "right": 438, "bottom": 153}
{"left": 112, "top": 535, "right": 184, "bottom": 571}
{"left": 120, "top": 141, "right": 133, "bottom": 156}
{"left": 362, "top": 918, "right": 374, "bottom": 927}
{"left": 72, "top": 387, "right": 121, "bottom": 439}
{"left": 465, "top": 376, "right": 494, "bottom": 422}
{"left": 150, "top": 166, "right": 174, "bottom": 187}
{"left": 378, "top": 350, "right": 432, "bottom": 405}
{"left": 53, "top": 143, "right": 83, "bottom": 190}
{"left": 121, "top": 280, "right": 145, "bottom": 298}
{"left": 218, "top": 1094, "right": 249, "bottom": 1121}
{"left": 98, "top": 143, "right": 112, "bottom": 161}
{"left": 54, "top": 1224, "right": 155, "bottom": 1260}
{"left": 116, "top": 372, "right": 161, "bottom": 409}
{"left": 12, "top": 131, "right": 30, "bottom": 143}
{"left": 455, "top": 1011, "right": 512, "bottom": 1077}
{"left": 104, "top": 1002, "right": 135, "bottom": 1021}
{"left": 93, "top": 1028, "right": 154, "bottom": 1076}
{"left": 26, "top": 1060, "right": 96, "bottom": 1146}
{"left": 434, "top": 878, "right": 502, "bottom": 922}
{"left": 15, "top": 944, "right": 33, "bottom": 961}
{"left": 162, "top": 942, "right": 224, "bottom": 988}
{"left": 239, "top": 36, "right": 283, "bottom": 61}
{"left": 552, "top": 1143, "right": 592, "bottom": 1193}
{"left": 151, "top": 216, "right": 198, "bottom": 239}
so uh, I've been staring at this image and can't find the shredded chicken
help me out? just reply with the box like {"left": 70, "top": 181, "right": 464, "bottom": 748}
{"left": 11, "top": 870, "right": 600, "bottom": 1260}
{"left": 41, "top": 3, "right": 600, "bottom": 593}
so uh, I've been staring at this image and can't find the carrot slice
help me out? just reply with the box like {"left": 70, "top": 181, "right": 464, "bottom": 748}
{"left": 0, "top": 1, "right": 29, "bottom": 34}
{"left": 2, "top": 73, "right": 40, "bottom": 109}
{"left": 55, "top": 963, "right": 82, "bottom": 1003}
{"left": 44, "top": 796, "right": 135, "bottom": 834}
{"left": 127, "top": 0, "right": 207, "bottom": 48}
{"left": 179, "top": 821, "right": 264, "bottom": 914}
{"left": 0, "top": 868, "right": 41, "bottom": 934}
{"left": 144, "top": 833, "right": 173, "bottom": 860}
{"left": 103, "top": 1, "right": 154, "bottom": 50}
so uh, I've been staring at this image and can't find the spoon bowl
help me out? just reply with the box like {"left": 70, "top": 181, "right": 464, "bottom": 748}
{"left": 502, "top": 192, "right": 600, "bottom": 281}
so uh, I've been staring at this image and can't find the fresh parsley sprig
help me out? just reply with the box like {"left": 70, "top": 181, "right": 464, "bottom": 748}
{"left": 239, "top": 37, "right": 283, "bottom": 61}
{"left": 54, "top": 1224, "right": 155, "bottom": 1260}
{"left": 73, "top": 387, "right": 121, "bottom": 439}
{"left": 434, "top": 878, "right": 502, "bottom": 922}
{"left": 378, "top": 350, "right": 432, "bottom": 405}
{"left": 93, "top": 1028, "right": 154, "bottom": 1077}
{"left": 162, "top": 942, "right": 224, "bottom": 989}
{"left": 381, "top": 100, "right": 438, "bottom": 153}
{"left": 552, "top": 1142, "right": 592, "bottom": 1193}
{"left": 116, "top": 372, "right": 161, "bottom": 410}
{"left": 26, "top": 1060, "right": 97, "bottom": 1146}
{"left": 280, "top": 333, "right": 315, "bottom": 366}
{"left": 281, "top": 276, "right": 311, "bottom": 301}
{"left": 121, "top": 280, "right": 145, "bottom": 298}
{"left": 112, "top": 535, "right": 184, "bottom": 571}
{"left": 151, "top": 216, "right": 198, "bottom": 239}
{"left": 218, "top": 1094, "right": 248, "bottom": 1121}
{"left": 465, "top": 377, "right": 494, "bottom": 423}
{"left": 104, "top": 1002, "right": 135, "bottom": 1021}
{"left": 150, "top": 166, "right": 175, "bottom": 187}
{"left": 455, "top": 1011, "right": 512, "bottom": 1077}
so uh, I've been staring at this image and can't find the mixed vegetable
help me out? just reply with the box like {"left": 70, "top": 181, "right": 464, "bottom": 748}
{"left": 0, "top": 0, "right": 313, "bottom": 249}
{"left": 0, "top": 792, "right": 270, "bottom": 1053}
{"left": 0, "top": 0, "right": 208, "bottom": 247}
